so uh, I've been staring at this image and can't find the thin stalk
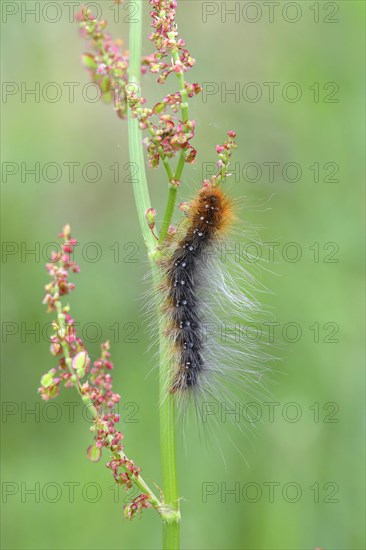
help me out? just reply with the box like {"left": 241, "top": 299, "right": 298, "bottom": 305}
{"left": 158, "top": 49, "right": 190, "bottom": 245}
{"left": 158, "top": 184, "right": 178, "bottom": 245}
{"left": 127, "top": 2, "right": 155, "bottom": 256}
{"left": 128, "top": 3, "right": 180, "bottom": 549}
{"left": 159, "top": 326, "right": 180, "bottom": 549}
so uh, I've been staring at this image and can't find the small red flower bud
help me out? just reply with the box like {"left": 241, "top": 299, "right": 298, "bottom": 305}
{"left": 145, "top": 208, "right": 157, "bottom": 229}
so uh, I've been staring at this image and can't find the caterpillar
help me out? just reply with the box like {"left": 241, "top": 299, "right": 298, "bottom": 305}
{"left": 161, "top": 184, "right": 234, "bottom": 394}
{"left": 159, "top": 182, "right": 270, "bottom": 408}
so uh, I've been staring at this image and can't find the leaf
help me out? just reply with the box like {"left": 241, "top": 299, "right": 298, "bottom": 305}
{"left": 86, "top": 445, "right": 102, "bottom": 463}
{"left": 100, "top": 76, "right": 111, "bottom": 93}
{"left": 81, "top": 54, "right": 97, "bottom": 70}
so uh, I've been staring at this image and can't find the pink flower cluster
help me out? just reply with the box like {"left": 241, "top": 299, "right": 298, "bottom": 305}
{"left": 77, "top": 4, "right": 201, "bottom": 170}
{"left": 40, "top": 225, "right": 82, "bottom": 400}
{"left": 77, "top": 7, "right": 130, "bottom": 118}
{"left": 84, "top": 340, "right": 121, "bottom": 448}
{"left": 154, "top": 82, "right": 202, "bottom": 114}
{"left": 107, "top": 455, "right": 140, "bottom": 488}
{"left": 125, "top": 85, "right": 198, "bottom": 169}
{"left": 38, "top": 311, "right": 89, "bottom": 401}
{"left": 42, "top": 225, "right": 79, "bottom": 311}
{"left": 202, "top": 130, "right": 238, "bottom": 187}
{"left": 124, "top": 494, "right": 152, "bottom": 520}
{"left": 39, "top": 226, "right": 149, "bottom": 517}
{"left": 148, "top": 0, "right": 196, "bottom": 83}
{"left": 143, "top": 117, "right": 197, "bottom": 168}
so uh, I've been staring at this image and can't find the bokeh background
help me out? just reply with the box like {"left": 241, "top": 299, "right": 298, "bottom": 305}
{"left": 1, "top": 1, "right": 365, "bottom": 549}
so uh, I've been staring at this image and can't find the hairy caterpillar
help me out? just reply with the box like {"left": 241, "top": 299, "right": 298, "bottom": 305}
{"left": 158, "top": 182, "right": 271, "bottom": 410}
{"left": 161, "top": 185, "right": 234, "bottom": 394}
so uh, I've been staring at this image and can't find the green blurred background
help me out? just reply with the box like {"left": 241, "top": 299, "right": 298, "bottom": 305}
{"left": 1, "top": 1, "right": 365, "bottom": 548}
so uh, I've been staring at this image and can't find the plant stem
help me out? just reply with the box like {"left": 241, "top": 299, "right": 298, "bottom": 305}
{"left": 158, "top": 49, "right": 190, "bottom": 245}
{"left": 127, "top": 1, "right": 155, "bottom": 256}
{"left": 128, "top": 3, "right": 180, "bottom": 548}
{"left": 158, "top": 184, "right": 178, "bottom": 245}
{"left": 159, "top": 325, "right": 180, "bottom": 549}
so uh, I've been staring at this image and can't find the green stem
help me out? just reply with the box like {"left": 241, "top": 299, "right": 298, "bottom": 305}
{"left": 157, "top": 288, "right": 180, "bottom": 549}
{"left": 158, "top": 49, "right": 190, "bottom": 245}
{"left": 127, "top": 1, "right": 156, "bottom": 256}
{"left": 158, "top": 184, "right": 178, "bottom": 245}
{"left": 128, "top": 4, "right": 180, "bottom": 549}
